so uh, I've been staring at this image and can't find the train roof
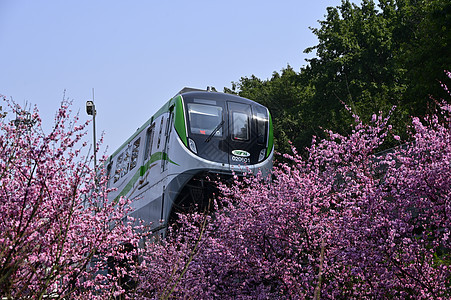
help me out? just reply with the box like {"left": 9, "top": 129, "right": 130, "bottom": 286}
{"left": 179, "top": 90, "right": 264, "bottom": 107}
{"left": 175, "top": 87, "right": 206, "bottom": 95}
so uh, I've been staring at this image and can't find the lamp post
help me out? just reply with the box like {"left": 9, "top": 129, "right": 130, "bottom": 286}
{"left": 86, "top": 99, "right": 97, "bottom": 169}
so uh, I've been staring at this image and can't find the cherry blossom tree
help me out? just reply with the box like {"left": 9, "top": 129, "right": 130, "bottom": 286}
{"left": 0, "top": 98, "right": 141, "bottom": 299}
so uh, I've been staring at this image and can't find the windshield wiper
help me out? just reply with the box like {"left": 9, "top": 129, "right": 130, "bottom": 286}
{"left": 205, "top": 120, "right": 224, "bottom": 143}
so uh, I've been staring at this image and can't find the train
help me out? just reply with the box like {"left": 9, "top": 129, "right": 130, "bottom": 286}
{"left": 105, "top": 87, "right": 274, "bottom": 233}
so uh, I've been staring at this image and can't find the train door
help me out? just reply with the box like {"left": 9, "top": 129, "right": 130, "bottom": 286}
{"left": 143, "top": 123, "right": 155, "bottom": 163}
{"left": 227, "top": 101, "right": 253, "bottom": 166}
{"left": 226, "top": 102, "right": 268, "bottom": 166}
{"left": 139, "top": 123, "right": 155, "bottom": 186}
{"left": 162, "top": 107, "right": 174, "bottom": 172}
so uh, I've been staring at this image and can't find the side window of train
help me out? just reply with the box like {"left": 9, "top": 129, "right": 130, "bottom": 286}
{"left": 144, "top": 124, "right": 155, "bottom": 161}
{"left": 106, "top": 162, "right": 113, "bottom": 187}
{"left": 162, "top": 108, "right": 174, "bottom": 171}
{"left": 157, "top": 117, "right": 164, "bottom": 149}
{"left": 130, "top": 138, "right": 140, "bottom": 170}
{"left": 122, "top": 145, "right": 131, "bottom": 177}
{"left": 114, "top": 153, "right": 123, "bottom": 183}
{"left": 165, "top": 108, "right": 174, "bottom": 136}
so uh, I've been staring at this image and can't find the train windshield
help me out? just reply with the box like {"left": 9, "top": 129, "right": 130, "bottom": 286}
{"left": 187, "top": 102, "right": 223, "bottom": 136}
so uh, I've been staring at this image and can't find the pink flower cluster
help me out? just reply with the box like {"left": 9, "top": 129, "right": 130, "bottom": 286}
{"left": 0, "top": 100, "right": 141, "bottom": 299}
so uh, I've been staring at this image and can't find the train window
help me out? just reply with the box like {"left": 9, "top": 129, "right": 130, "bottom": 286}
{"left": 114, "top": 153, "right": 123, "bottom": 183}
{"left": 232, "top": 112, "right": 249, "bottom": 140}
{"left": 188, "top": 103, "right": 223, "bottom": 136}
{"left": 122, "top": 146, "right": 131, "bottom": 177}
{"left": 157, "top": 117, "right": 164, "bottom": 149}
{"left": 106, "top": 162, "right": 113, "bottom": 187}
{"left": 229, "top": 102, "right": 251, "bottom": 141}
{"left": 130, "top": 138, "right": 140, "bottom": 170}
{"left": 144, "top": 124, "right": 155, "bottom": 161}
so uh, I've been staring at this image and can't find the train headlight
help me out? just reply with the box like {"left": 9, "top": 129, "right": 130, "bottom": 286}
{"left": 258, "top": 148, "right": 266, "bottom": 162}
{"left": 189, "top": 138, "right": 197, "bottom": 154}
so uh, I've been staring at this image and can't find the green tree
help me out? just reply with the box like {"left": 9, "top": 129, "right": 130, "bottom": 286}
{"left": 305, "top": 0, "right": 451, "bottom": 140}
{"left": 304, "top": 0, "right": 408, "bottom": 135}
{"left": 396, "top": 0, "right": 451, "bottom": 112}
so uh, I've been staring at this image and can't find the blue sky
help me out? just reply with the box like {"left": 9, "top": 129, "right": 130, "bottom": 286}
{"left": 0, "top": 0, "right": 345, "bottom": 155}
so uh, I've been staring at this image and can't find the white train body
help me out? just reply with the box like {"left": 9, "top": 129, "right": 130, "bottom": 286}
{"left": 105, "top": 89, "right": 274, "bottom": 232}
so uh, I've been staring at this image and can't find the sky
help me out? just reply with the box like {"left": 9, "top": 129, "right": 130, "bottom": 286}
{"left": 0, "top": 0, "right": 347, "bottom": 156}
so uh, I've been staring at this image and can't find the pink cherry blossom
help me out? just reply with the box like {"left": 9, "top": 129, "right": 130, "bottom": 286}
{"left": 0, "top": 98, "right": 142, "bottom": 299}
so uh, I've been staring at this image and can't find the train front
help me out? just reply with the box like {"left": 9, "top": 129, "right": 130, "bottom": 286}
{"left": 177, "top": 91, "right": 273, "bottom": 175}
{"left": 166, "top": 91, "right": 273, "bottom": 225}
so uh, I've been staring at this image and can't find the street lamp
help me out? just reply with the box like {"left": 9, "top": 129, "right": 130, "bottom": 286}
{"left": 86, "top": 99, "right": 97, "bottom": 169}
